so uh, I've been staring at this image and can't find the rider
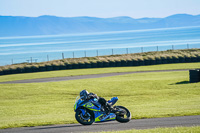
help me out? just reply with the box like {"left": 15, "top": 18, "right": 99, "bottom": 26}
{"left": 80, "top": 90, "right": 111, "bottom": 114}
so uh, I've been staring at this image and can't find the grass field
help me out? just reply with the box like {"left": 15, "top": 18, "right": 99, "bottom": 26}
{"left": 0, "top": 62, "right": 200, "bottom": 82}
{"left": 0, "top": 63, "right": 200, "bottom": 129}
{"left": 97, "top": 126, "right": 200, "bottom": 133}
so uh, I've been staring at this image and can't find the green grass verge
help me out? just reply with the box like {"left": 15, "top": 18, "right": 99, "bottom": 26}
{"left": 0, "top": 62, "right": 200, "bottom": 82}
{"left": 0, "top": 70, "right": 200, "bottom": 129}
{"left": 97, "top": 126, "right": 200, "bottom": 133}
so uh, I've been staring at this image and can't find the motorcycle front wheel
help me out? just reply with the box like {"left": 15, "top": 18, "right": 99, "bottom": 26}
{"left": 75, "top": 109, "right": 94, "bottom": 125}
{"left": 115, "top": 106, "right": 131, "bottom": 123}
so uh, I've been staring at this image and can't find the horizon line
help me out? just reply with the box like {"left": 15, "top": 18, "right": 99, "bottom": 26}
{"left": 0, "top": 13, "right": 200, "bottom": 19}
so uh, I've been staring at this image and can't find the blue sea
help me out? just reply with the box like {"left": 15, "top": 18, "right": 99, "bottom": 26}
{"left": 0, "top": 26, "right": 200, "bottom": 66}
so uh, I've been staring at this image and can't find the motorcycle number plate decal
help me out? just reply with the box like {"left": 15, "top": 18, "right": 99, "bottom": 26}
{"left": 85, "top": 103, "right": 94, "bottom": 108}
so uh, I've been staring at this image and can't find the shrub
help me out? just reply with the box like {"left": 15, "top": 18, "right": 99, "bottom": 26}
{"left": 126, "top": 58, "right": 133, "bottom": 66}
{"left": 78, "top": 61, "right": 86, "bottom": 69}
{"left": 172, "top": 54, "right": 179, "bottom": 63}
{"left": 120, "top": 59, "right": 127, "bottom": 66}
{"left": 194, "top": 53, "right": 200, "bottom": 61}
{"left": 132, "top": 58, "right": 139, "bottom": 66}
{"left": 31, "top": 65, "right": 39, "bottom": 72}
{"left": 144, "top": 56, "right": 151, "bottom": 65}
{"left": 0, "top": 68, "right": 4, "bottom": 75}
{"left": 24, "top": 65, "right": 32, "bottom": 73}
{"left": 155, "top": 56, "right": 162, "bottom": 64}
{"left": 184, "top": 54, "right": 191, "bottom": 62}
{"left": 90, "top": 60, "right": 97, "bottom": 68}
{"left": 72, "top": 61, "right": 79, "bottom": 69}
{"left": 101, "top": 59, "right": 109, "bottom": 67}
{"left": 84, "top": 61, "right": 92, "bottom": 68}
{"left": 190, "top": 54, "right": 197, "bottom": 62}
{"left": 178, "top": 54, "right": 185, "bottom": 63}
{"left": 113, "top": 59, "right": 121, "bottom": 67}
{"left": 52, "top": 62, "right": 60, "bottom": 70}
{"left": 39, "top": 64, "right": 46, "bottom": 71}
{"left": 137, "top": 57, "right": 144, "bottom": 66}
{"left": 9, "top": 66, "right": 18, "bottom": 74}
{"left": 3, "top": 67, "right": 11, "bottom": 75}
{"left": 148, "top": 56, "right": 156, "bottom": 65}
{"left": 160, "top": 55, "right": 168, "bottom": 64}
{"left": 16, "top": 65, "right": 26, "bottom": 73}
{"left": 45, "top": 63, "right": 53, "bottom": 71}
{"left": 97, "top": 60, "right": 103, "bottom": 67}
{"left": 107, "top": 59, "right": 115, "bottom": 67}
{"left": 64, "top": 60, "right": 70, "bottom": 66}
{"left": 59, "top": 62, "right": 66, "bottom": 70}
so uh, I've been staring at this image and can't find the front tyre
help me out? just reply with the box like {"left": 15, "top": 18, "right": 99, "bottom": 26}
{"left": 75, "top": 109, "right": 94, "bottom": 125}
{"left": 115, "top": 106, "right": 131, "bottom": 123}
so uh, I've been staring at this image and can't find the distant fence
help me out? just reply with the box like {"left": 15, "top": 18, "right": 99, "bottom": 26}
{"left": 1, "top": 50, "right": 200, "bottom": 76}
{"left": 1, "top": 43, "right": 200, "bottom": 76}
{"left": 2, "top": 43, "right": 200, "bottom": 66}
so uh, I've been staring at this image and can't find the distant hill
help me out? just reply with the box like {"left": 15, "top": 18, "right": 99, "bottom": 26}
{"left": 0, "top": 14, "right": 200, "bottom": 37}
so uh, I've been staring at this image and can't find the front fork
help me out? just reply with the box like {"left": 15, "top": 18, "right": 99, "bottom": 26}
{"left": 79, "top": 108, "right": 91, "bottom": 120}
{"left": 79, "top": 109, "right": 86, "bottom": 115}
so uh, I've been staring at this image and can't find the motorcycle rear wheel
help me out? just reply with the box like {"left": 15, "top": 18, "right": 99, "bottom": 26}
{"left": 75, "top": 109, "right": 94, "bottom": 125}
{"left": 115, "top": 106, "right": 131, "bottom": 123}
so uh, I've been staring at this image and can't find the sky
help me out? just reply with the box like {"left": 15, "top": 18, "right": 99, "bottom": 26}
{"left": 0, "top": 0, "right": 200, "bottom": 18}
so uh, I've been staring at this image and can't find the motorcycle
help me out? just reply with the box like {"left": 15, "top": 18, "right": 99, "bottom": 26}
{"left": 74, "top": 96, "right": 131, "bottom": 125}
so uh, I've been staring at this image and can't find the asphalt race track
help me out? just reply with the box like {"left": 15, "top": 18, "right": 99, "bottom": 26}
{"left": 0, "top": 115, "right": 200, "bottom": 133}
{"left": 0, "top": 69, "right": 188, "bottom": 84}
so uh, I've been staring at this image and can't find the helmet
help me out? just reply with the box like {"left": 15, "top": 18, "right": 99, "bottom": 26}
{"left": 80, "top": 90, "right": 89, "bottom": 100}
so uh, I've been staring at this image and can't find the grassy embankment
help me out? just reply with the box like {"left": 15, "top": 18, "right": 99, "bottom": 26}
{"left": 97, "top": 126, "right": 200, "bottom": 133}
{"left": 0, "top": 63, "right": 200, "bottom": 129}
{"left": 0, "top": 49, "right": 200, "bottom": 76}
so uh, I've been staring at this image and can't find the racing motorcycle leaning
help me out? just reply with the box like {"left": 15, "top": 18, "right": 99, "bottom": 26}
{"left": 74, "top": 96, "right": 131, "bottom": 125}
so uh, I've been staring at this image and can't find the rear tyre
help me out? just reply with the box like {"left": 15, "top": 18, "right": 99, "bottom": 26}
{"left": 115, "top": 106, "right": 131, "bottom": 123}
{"left": 75, "top": 109, "right": 94, "bottom": 125}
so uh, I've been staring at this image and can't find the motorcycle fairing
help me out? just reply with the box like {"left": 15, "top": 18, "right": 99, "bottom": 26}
{"left": 94, "top": 112, "right": 116, "bottom": 122}
{"left": 74, "top": 96, "right": 118, "bottom": 123}
{"left": 81, "top": 98, "right": 101, "bottom": 111}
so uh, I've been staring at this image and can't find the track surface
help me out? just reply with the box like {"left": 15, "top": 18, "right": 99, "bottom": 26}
{"left": 0, "top": 69, "right": 188, "bottom": 84}
{"left": 0, "top": 115, "right": 200, "bottom": 133}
